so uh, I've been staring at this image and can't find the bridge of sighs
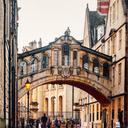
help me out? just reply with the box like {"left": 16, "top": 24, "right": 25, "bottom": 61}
{"left": 18, "top": 30, "right": 112, "bottom": 106}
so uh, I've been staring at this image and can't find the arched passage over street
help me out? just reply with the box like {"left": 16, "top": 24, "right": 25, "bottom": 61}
{"left": 18, "top": 73, "right": 111, "bottom": 106}
{"left": 18, "top": 29, "right": 112, "bottom": 106}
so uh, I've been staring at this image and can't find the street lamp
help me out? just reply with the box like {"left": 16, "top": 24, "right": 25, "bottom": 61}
{"left": 25, "top": 79, "right": 30, "bottom": 127}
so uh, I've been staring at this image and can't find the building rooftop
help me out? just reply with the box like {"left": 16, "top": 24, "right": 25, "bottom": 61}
{"left": 88, "top": 11, "right": 105, "bottom": 47}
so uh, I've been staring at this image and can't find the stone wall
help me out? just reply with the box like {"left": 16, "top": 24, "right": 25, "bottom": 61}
{"left": 0, "top": 0, "right": 4, "bottom": 119}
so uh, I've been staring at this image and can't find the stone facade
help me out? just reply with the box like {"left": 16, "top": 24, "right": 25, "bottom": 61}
{"left": 19, "top": 84, "right": 75, "bottom": 120}
{"left": 80, "top": 0, "right": 128, "bottom": 127}
{"left": 0, "top": 0, "right": 18, "bottom": 127}
{"left": 18, "top": 29, "right": 111, "bottom": 125}
{"left": 0, "top": 0, "right": 5, "bottom": 120}
{"left": 18, "top": 40, "right": 82, "bottom": 121}
{"left": 18, "top": 0, "right": 128, "bottom": 127}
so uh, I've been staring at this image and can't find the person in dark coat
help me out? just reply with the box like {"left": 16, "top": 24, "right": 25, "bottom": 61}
{"left": 41, "top": 113, "right": 48, "bottom": 128}
{"left": 54, "top": 118, "right": 61, "bottom": 128}
{"left": 47, "top": 118, "right": 51, "bottom": 128}
{"left": 36, "top": 119, "right": 40, "bottom": 128}
{"left": 21, "top": 118, "right": 25, "bottom": 128}
{"left": 54, "top": 118, "right": 58, "bottom": 128}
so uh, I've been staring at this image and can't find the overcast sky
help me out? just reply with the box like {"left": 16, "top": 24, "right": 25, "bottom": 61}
{"left": 18, "top": 0, "right": 97, "bottom": 53}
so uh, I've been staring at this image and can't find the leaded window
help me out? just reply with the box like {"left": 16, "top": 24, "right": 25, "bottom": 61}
{"left": 62, "top": 43, "right": 69, "bottom": 66}
{"left": 20, "top": 61, "right": 27, "bottom": 75}
{"left": 73, "top": 50, "right": 77, "bottom": 66}
{"left": 83, "top": 55, "right": 88, "bottom": 70}
{"left": 103, "top": 63, "right": 109, "bottom": 78}
{"left": 93, "top": 58, "right": 99, "bottom": 74}
{"left": 42, "top": 55, "right": 49, "bottom": 69}
{"left": 31, "top": 59, "right": 37, "bottom": 73}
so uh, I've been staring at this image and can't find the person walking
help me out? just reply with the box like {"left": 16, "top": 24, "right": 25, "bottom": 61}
{"left": 54, "top": 118, "right": 59, "bottom": 128}
{"left": 36, "top": 119, "right": 40, "bottom": 128}
{"left": 21, "top": 118, "right": 25, "bottom": 128}
{"left": 41, "top": 113, "right": 48, "bottom": 128}
{"left": 57, "top": 119, "right": 61, "bottom": 128}
{"left": 47, "top": 118, "right": 51, "bottom": 128}
{"left": 39, "top": 121, "right": 42, "bottom": 128}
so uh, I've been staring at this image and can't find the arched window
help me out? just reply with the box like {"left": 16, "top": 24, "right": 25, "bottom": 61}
{"left": 73, "top": 50, "right": 77, "bottom": 66}
{"left": 31, "top": 58, "right": 38, "bottom": 73}
{"left": 62, "top": 43, "right": 69, "bottom": 66}
{"left": 42, "top": 55, "right": 49, "bottom": 69}
{"left": 59, "top": 96, "right": 63, "bottom": 117}
{"left": 51, "top": 97, "right": 56, "bottom": 117}
{"left": 103, "top": 63, "right": 109, "bottom": 78}
{"left": 83, "top": 55, "right": 88, "bottom": 70}
{"left": 45, "top": 98, "right": 48, "bottom": 115}
{"left": 20, "top": 61, "right": 27, "bottom": 75}
{"left": 93, "top": 58, "right": 99, "bottom": 74}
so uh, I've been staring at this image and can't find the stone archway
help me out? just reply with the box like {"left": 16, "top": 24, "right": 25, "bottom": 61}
{"left": 18, "top": 74, "right": 111, "bottom": 106}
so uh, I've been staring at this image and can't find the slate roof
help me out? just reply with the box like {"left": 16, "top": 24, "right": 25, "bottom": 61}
{"left": 18, "top": 45, "right": 51, "bottom": 59}
{"left": 122, "top": 0, "right": 128, "bottom": 15}
{"left": 81, "top": 46, "right": 112, "bottom": 61}
{"left": 88, "top": 11, "right": 105, "bottom": 47}
{"left": 125, "top": 0, "right": 128, "bottom": 10}
{"left": 89, "top": 11, "right": 105, "bottom": 31}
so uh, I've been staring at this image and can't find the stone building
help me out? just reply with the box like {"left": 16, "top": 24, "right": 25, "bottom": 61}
{"left": 17, "top": 0, "right": 128, "bottom": 128}
{"left": 80, "top": 0, "right": 128, "bottom": 127}
{"left": 0, "top": 0, "right": 5, "bottom": 124}
{"left": 0, "top": 0, "right": 18, "bottom": 127}
{"left": 18, "top": 25, "right": 111, "bottom": 127}
{"left": 18, "top": 38, "right": 83, "bottom": 121}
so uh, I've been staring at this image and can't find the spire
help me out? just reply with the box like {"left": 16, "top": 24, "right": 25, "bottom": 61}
{"left": 86, "top": 3, "right": 89, "bottom": 9}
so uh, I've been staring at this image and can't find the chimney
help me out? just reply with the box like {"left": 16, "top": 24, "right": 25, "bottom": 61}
{"left": 97, "top": 0, "right": 109, "bottom": 15}
{"left": 29, "top": 40, "right": 37, "bottom": 50}
{"left": 38, "top": 38, "right": 42, "bottom": 48}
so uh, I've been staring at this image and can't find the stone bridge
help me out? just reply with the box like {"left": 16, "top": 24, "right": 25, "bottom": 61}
{"left": 18, "top": 30, "right": 112, "bottom": 105}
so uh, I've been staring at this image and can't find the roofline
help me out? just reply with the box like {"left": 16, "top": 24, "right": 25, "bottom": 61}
{"left": 81, "top": 46, "right": 112, "bottom": 61}
{"left": 18, "top": 45, "right": 50, "bottom": 59}
{"left": 18, "top": 35, "right": 82, "bottom": 59}
{"left": 51, "top": 35, "right": 82, "bottom": 45}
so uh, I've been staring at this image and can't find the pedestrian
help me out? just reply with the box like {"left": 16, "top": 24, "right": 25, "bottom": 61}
{"left": 21, "top": 118, "right": 25, "bottom": 128}
{"left": 39, "top": 121, "right": 42, "bottom": 128}
{"left": 41, "top": 113, "right": 48, "bottom": 128}
{"left": 54, "top": 118, "right": 59, "bottom": 128}
{"left": 57, "top": 119, "right": 61, "bottom": 128}
{"left": 47, "top": 118, "right": 51, "bottom": 128}
{"left": 36, "top": 119, "right": 40, "bottom": 128}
